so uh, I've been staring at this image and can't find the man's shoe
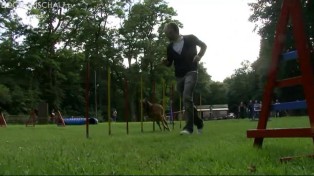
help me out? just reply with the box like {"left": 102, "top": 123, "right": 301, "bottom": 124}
{"left": 197, "top": 128, "right": 203, "bottom": 134}
{"left": 180, "top": 129, "right": 192, "bottom": 135}
{"left": 197, "top": 122, "right": 204, "bottom": 134}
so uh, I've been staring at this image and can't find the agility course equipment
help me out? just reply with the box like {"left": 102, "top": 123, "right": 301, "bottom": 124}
{"left": 85, "top": 62, "right": 90, "bottom": 138}
{"left": 162, "top": 79, "right": 166, "bottom": 123}
{"left": 64, "top": 117, "right": 98, "bottom": 125}
{"left": 247, "top": 0, "right": 314, "bottom": 151}
{"left": 108, "top": 66, "right": 111, "bottom": 135}
{"left": 179, "top": 96, "right": 182, "bottom": 129}
{"left": 64, "top": 118, "right": 86, "bottom": 125}
{"left": 170, "top": 83, "right": 174, "bottom": 130}
{"left": 124, "top": 79, "right": 130, "bottom": 134}
{"left": 0, "top": 112, "right": 7, "bottom": 127}
{"left": 141, "top": 75, "right": 144, "bottom": 133}
{"left": 25, "top": 109, "right": 37, "bottom": 127}
{"left": 84, "top": 63, "right": 179, "bottom": 136}
{"left": 55, "top": 110, "right": 65, "bottom": 127}
{"left": 152, "top": 80, "right": 156, "bottom": 131}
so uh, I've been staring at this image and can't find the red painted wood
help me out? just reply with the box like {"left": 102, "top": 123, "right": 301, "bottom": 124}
{"left": 290, "top": 0, "right": 314, "bottom": 135}
{"left": 249, "top": 0, "right": 314, "bottom": 147}
{"left": 275, "top": 76, "right": 302, "bottom": 88}
{"left": 247, "top": 128, "right": 314, "bottom": 138}
{"left": 0, "top": 113, "right": 6, "bottom": 127}
{"left": 253, "top": 0, "right": 291, "bottom": 147}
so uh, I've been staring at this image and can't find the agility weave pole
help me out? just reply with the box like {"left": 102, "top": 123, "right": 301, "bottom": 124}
{"left": 152, "top": 80, "right": 156, "bottom": 131}
{"left": 124, "top": 79, "right": 130, "bottom": 134}
{"left": 141, "top": 75, "right": 144, "bottom": 133}
{"left": 108, "top": 66, "right": 111, "bottom": 135}
{"left": 162, "top": 79, "right": 166, "bottom": 126}
{"left": 179, "top": 96, "right": 182, "bottom": 129}
{"left": 199, "top": 94, "right": 202, "bottom": 119}
{"left": 85, "top": 62, "right": 90, "bottom": 138}
{"left": 170, "top": 83, "right": 174, "bottom": 130}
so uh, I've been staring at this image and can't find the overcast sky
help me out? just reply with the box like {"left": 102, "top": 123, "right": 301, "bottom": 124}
{"left": 166, "top": 0, "right": 260, "bottom": 81}
{"left": 15, "top": 0, "right": 261, "bottom": 82}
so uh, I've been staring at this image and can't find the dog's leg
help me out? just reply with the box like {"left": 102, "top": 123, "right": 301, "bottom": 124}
{"left": 156, "top": 121, "right": 162, "bottom": 131}
{"left": 162, "top": 116, "right": 170, "bottom": 131}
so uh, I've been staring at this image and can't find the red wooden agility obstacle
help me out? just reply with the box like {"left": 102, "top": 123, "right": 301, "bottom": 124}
{"left": 247, "top": 0, "right": 314, "bottom": 150}
{"left": 0, "top": 111, "right": 7, "bottom": 127}
{"left": 55, "top": 110, "right": 65, "bottom": 127}
{"left": 25, "top": 109, "right": 38, "bottom": 127}
{"left": 50, "top": 110, "right": 65, "bottom": 127}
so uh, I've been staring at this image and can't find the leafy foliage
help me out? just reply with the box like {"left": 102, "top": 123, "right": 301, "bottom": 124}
{"left": 0, "top": 0, "right": 217, "bottom": 119}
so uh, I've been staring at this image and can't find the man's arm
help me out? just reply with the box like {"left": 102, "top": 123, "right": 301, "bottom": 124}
{"left": 192, "top": 35, "right": 207, "bottom": 62}
{"left": 196, "top": 39, "right": 207, "bottom": 58}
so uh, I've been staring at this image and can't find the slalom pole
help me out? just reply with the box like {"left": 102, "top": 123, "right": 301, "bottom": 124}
{"left": 171, "top": 83, "right": 174, "bottom": 130}
{"left": 199, "top": 93, "right": 202, "bottom": 119}
{"left": 141, "top": 75, "right": 144, "bottom": 133}
{"left": 179, "top": 95, "right": 182, "bottom": 129}
{"left": 152, "top": 81, "right": 155, "bottom": 131}
{"left": 162, "top": 79, "right": 166, "bottom": 122}
{"left": 85, "top": 61, "right": 90, "bottom": 138}
{"left": 108, "top": 66, "right": 111, "bottom": 135}
{"left": 124, "top": 79, "right": 129, "bottom": 134}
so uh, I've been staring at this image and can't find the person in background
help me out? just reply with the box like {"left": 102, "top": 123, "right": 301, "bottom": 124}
{"left": 248, "top": 100, "right": 254, "bottom": 119}
{"left": 238, "top": 101, "right": 246, "bottom": 119}
{"left": 275, "top": 99, "right": 280, "bottom": 118}
{"left": 253, "top": 100, "right": 261, "bottom": 120}
{"left": 112, "top": 109, "right": 117, "bottom": 122}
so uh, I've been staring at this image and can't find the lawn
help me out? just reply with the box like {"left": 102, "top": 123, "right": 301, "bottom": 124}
{"left": 0, "top": 117, "right": 314, "bottom": 175}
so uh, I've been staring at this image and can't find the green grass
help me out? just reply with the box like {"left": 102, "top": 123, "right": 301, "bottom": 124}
{"left": 1, "top": 117, "right": 314, "bottom": 175}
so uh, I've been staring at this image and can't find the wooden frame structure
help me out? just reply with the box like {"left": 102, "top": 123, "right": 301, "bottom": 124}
{"left": 247, "top": 0, "right": 314, "bottom": 147}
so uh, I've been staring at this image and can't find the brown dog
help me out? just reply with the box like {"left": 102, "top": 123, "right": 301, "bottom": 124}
{"left": 142, "top": 99, "right": 170, "bottom": 131}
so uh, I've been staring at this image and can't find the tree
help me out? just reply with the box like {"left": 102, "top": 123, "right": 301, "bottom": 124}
{"left": 224, "top": 61, "right": 259, "bottom": 114}
{"left": 119, "top": 0, "right": 180, "bottom": 121}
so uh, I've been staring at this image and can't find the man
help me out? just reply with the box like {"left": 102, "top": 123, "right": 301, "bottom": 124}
{"left": 238, "top": 101, "right": 246, "bottom": 119}
{"left": 275, "top": 99, "right": 280, "bottom": 118}
{"left": 112, "top": 109, "right": 117, "bottom": 122}
{"left": 253, "top": 100, "right": 261, "bottom": 120}
{"left": 248, "top": 100, "right": 254, "bottom": 119}
{"left": 162, "top": 22, "right": 207, "bottom": 135}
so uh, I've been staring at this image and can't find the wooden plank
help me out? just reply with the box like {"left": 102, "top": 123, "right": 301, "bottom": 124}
{"left": 282, "top": 51, "right": 298, "bottom": 61}
{"left": 271, "top": 100, "right": 307, "bottom": 111}
{"left": 290, "top": 0, "right": 314, "bottom": 136}
{"left": 247, "top": 128, "right": 314, "bottom": 138}
{"left": 275, "top": 76, "right": 302, "bottom": 88}
{"left": 253, "top": 0, "right": 291, "bottom": 147}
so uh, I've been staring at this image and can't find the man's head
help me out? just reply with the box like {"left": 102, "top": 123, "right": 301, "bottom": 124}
{"left": 164, "top": 22, "right": 180, "bottom": 41}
